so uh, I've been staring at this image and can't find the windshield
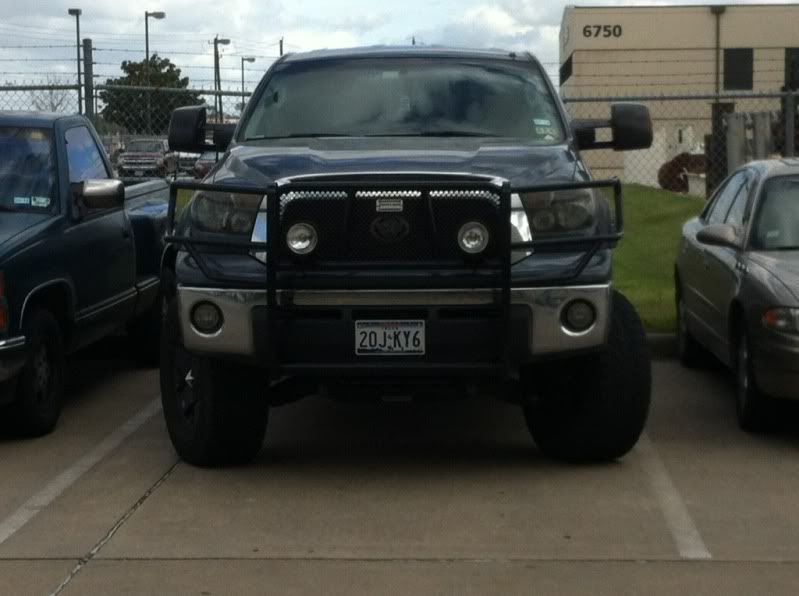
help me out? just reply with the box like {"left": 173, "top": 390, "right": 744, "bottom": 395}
{"left": 0, "top": 126, "right": 57, "bottom": 213}
{"left": 242, "top": 57, "right": 564, "bottom": 142}
{"left": 752, "top": 176, "right": 799, "bottom": 250}
{"left": 127, "top": 140, "right": 163, "bottom": 153}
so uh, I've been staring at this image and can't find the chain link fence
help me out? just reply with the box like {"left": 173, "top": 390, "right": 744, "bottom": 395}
{"left": 562, "top": 91, "right": 798, "bottom": 198}
{"left": 2, "top": 84, "right": 797, "bottom": 193}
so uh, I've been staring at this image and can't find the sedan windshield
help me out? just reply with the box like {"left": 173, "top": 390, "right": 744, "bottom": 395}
{"left": 752, "top": 176, "right": 799, "bottom": 250}
{"left": 0, "top": 127, "right": 56, "bottom": 212}
{"left": 242, "top": 57, "right": 564, "bottom": 142}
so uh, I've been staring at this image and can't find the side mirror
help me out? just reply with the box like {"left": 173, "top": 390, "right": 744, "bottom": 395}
{"left": 70, "top": 179, "right": 125, "bottom": 219}
{"left": 168, "top": 105, "right": 235, "bottom": 153}
{"left": 168, "top": 106, "right": 208, "bottom": 153}
{"left": 572, "top": 103, "right": 653, "bottom": 152}
{"left": 696, "top": 223, "right": 742, "bottom": 250}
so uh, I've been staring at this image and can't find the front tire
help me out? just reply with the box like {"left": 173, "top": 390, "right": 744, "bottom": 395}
{"left": 735, "top": 330, "right": 773, "bottom": 432}
{"left": 8, "top": 309, "right": 65, "bottom": 436}
{"left": 676, "top": 292, "right": 706, "bottom": 368}
{"left": 160, "top": 300, "right": 268, "bottom": 467}
{"left": 524, "top": 290, "right": 651, "bottom": 463}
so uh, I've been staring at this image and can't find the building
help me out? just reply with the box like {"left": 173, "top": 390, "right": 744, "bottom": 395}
{"left": 559, "top": 4, "right": 799, "bottom": 188}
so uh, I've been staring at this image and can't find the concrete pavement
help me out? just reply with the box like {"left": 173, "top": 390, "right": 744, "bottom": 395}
{"left": 1, "top": 346, "right": 798, "bottom": 595}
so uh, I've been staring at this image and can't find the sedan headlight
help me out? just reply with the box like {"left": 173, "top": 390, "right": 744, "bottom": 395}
{"left": 189, "top": 191, "right": 263, "bottom": 235}
{"left": 762, "top": 307, "right": 799, "bottom": 333}
{"left": 518, "top": 189, "right": 596, "bottom": 236}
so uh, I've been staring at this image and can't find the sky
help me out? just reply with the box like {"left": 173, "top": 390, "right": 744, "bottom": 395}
{"left": 0, "top": 0, "right": 795, "bottom": 92}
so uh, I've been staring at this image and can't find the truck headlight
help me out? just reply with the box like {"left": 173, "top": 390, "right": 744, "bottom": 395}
{"left": 189, "top": 191, "right": 262, "bottom": 235}
{"left": 458, "top": 222, "right": 489, "bottom": 254}
{"left": 762, "top": 307, "right": 799, "bottom": 333}
{"left": 518, "top": 189, "right": 596, "bottom": 236}
{"left": 286, "top": 222, "right": 318, "bottom": 255}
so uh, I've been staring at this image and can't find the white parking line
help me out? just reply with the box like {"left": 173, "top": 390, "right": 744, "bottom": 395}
{"left": 0, "top": 398, "right": 162, "bottom": 546}
{"left": 637, "top": 433, "right": 712, "bottom": 560}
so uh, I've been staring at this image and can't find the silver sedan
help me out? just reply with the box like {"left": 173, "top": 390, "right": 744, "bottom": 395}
{"left": 675, "top": 159, "right": 799, "bottom": 431}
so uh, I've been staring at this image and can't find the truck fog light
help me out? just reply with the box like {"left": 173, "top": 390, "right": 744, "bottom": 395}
{"left": 458, "top": 222, "right": 489, "bottom": 254}
{"left": 286, "top": 222, "right": 318, "bottom": 255}
{"left": 562, "top": 300, "right": 596, "bottom": 333}
{"left": 191, "top": 301, "right": 223, "bottom": 334}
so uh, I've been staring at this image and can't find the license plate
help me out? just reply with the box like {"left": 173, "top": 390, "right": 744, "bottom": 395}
{"left": 355, "top": 320, "right": 425, "bottom": 355}
{"left": 134, "top": 170, "right": 143, "bottom": 177}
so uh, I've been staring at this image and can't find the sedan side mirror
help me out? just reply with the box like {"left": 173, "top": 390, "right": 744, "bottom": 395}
{"left": 70, "top": 179, "right": 125, "bottom": 220}
{"left": 696, "top": 223, "right": 742, "bottom": 250}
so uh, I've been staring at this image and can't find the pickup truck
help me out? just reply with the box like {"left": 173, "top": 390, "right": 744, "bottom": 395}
{"left": 0, "top": 112, "right": 168, "bottom": 436}
{"left": 161, "top": 47, "right": 654, "bottom": 467}
{"left": 117, "top": 137, "right": 176, "bottom": 179}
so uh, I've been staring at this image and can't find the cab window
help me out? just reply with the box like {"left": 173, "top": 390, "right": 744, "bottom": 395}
{"left": 65, "top": 126, "right": 109, "bottom": 183}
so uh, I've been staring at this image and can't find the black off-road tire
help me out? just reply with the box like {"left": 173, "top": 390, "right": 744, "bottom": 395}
{"left": 735, "top": 330, "right": 774, "bottom": 433}
{"left": 676, "top": 292, "right": 708, "bottom": 368}
{"left": 160, "top": 299, "right": 268, "bottom": 467}
{"left": 524, "top": 290, "right": 651, "bottom": 463}
{"left": 8, "top": 309, "right": 65, "bottom": 437}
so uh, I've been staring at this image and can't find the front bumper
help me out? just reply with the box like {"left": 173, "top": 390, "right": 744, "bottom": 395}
{"left": 177, "top": 285, "right": 611, "bottom": 372}
{"left": 752, "top": 332, "right": 799, "bottom": 400}
{"left": 0, "top": 336, "right": 27, "bottom": 382}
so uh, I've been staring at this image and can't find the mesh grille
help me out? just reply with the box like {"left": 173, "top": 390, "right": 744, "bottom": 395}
{"left": 277, "top": 187, "right": 501, "bottom": 264}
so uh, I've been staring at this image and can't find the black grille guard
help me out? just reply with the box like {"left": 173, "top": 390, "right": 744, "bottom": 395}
{"left": 165, "top": 176, "right": 622, "bottom": 376}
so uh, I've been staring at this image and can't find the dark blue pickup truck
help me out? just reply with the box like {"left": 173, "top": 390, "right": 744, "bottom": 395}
{"left": 162, "top": 47, "right": 654, "bottom": 467}
{"left": 0, "top": 112, "right": 168, "bottom": 435}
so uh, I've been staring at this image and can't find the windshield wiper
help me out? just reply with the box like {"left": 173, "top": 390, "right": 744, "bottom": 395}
{"left": 365, "top": 131, "right": 495, "bottom": 138}
{"left": 245, "top": 133, "right": 355, "bottom": 140}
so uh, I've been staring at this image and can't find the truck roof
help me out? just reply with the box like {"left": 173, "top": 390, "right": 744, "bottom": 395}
{"left": 0, "top": 111, "right": 74, "bottom": 128}
{"left": 282, "top": 45, "right": 530, "bottom": 64}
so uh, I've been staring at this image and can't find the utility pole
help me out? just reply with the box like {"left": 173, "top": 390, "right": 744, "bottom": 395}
{"left": 279, "top": 37, "right": 283, "bottom": 56}
{"left": 82, "top": 39, "right": 93, "bottom": 119}
{"left": 241, "top": 56, "right": 255, "bottom": 114}
{"left": 212, "top": 36, "right": 230, "bottom": 123}
{"left": 67, "top": 8, "right": 82, "bottom": 114}
{"left": 145, "top": 11, "right": 166, "bottom": 134}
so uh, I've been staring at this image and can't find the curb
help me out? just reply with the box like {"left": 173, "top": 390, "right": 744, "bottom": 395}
{"left": 646, "top": 333, "right": 677, "bottom": 359}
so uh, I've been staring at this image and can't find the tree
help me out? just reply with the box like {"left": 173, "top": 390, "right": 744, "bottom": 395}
{"left": 30, "top": 75, "right": 71, "bottom": 113}
{"left": 99, "top": 54, "right": 201, "bottom": 134}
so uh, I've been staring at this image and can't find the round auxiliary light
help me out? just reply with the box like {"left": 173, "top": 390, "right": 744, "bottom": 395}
{"left": 562, "top": 300, "right": 596, "bottom": 333}
{"left": 458, "top": 222, "right": 489, "bottom": 254}
{"left": 191, "top": 301, "right": 223, "bottom": 335}
{"left": 286, "top": 222, "right": 318, "bottom": 255}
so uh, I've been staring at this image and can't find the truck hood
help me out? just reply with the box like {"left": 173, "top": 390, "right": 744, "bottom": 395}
{"left": 213, "top": 140, "right": 585, "bottom": 187}
{"left": 749, "top": 251, "right": 799, "bottom": 302}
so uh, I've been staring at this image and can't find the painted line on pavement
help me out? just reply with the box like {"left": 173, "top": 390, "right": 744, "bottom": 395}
{"left": 0, "top": 398, "right": 162, "bottom": 546}
{"left": 637, "top": 433, "right": 712, "bottom": 560}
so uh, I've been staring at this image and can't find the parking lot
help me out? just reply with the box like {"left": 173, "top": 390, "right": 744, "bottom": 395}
{"left": 0, "top": 342, "right": 796, "bottom": 595}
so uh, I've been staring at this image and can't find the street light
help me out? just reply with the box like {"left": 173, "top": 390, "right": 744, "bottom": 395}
{"left": 213, "top": 36, "right": 231, "bottom": 123}
{"left": 145, "top": 10, "right": 166, "bottom": 134}
{"left": 241, "top": 56, "right": 255, "bottom": 114}
{"left": 67, "top": 8, "right": 82, "bottom": 114}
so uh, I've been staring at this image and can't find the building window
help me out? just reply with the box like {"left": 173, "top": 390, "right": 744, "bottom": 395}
{"left": 724, "top": 48, "right": 753, "bottom": 90}
{"left": 786, "top": 48, "right": 799, "bottom": 90}
{"left": 559, "top": 54, "right": 573, "bottom": 86}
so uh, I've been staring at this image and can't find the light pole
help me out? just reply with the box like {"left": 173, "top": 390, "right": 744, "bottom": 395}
{"left": 145, "top": 10, "right": 166, "bottom": 134}
{"left": 241, "top": 56, "right": 255, "bottom": 114}
{"left": 213, "top": 36, "right": 230, "bottom": 123}
{"left": 67, "top": 8, "right": 82, "bottom": 114}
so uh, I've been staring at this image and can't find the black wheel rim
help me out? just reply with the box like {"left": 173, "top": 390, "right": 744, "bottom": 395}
{"left": 172, "top": 340, "right": 200, "bottom": 427}
{"left": 737, "top": 336, "right": 750, "bottom": 413}
{"left": 31, "top": 343, "right": 53, "bottom": 405}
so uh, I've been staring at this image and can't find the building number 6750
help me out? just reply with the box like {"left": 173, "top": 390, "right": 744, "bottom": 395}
{"left": 583, "top": 25, "right": 623, "bottom": 38}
